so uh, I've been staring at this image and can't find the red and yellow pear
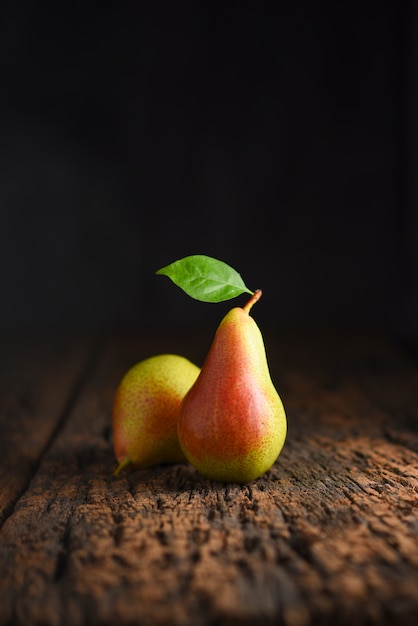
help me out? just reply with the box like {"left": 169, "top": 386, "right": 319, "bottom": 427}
{"left": 113, "top": 354, "right": 200, "bottom": 476}
{"left": 177, "top": 290, "right": 286, "bottom": 483}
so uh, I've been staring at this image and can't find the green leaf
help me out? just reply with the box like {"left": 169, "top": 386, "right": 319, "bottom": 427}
{"left": 156, "top": 255, "right": 254, "bottom": 303}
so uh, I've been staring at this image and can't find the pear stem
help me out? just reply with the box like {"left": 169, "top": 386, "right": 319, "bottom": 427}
{"left": 243, "top": 289, "right": 262, "bottom": 314}
{"left": 113, "top": 457, "right": 131, "bottom": 478}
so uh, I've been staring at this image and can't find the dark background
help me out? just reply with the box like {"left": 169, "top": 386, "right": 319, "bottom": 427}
{"left": 1, "top": 3, "right": 417, "bottom": 346}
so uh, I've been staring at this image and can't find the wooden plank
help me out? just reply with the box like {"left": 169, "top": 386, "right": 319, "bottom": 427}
{"left": 0, "top": 329, "right": 417, "bottom": 626}
{"left": 0, "top": 334, "right": 97, "bottom": 525}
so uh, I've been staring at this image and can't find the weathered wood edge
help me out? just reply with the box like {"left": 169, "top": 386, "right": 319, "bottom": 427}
{"left": 0, "top": 334, "right": 100, "bottom": 526}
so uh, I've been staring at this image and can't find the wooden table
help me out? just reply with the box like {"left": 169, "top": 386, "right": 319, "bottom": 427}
{"left": 0, "top": 327, "right": 417, "bottom": 626}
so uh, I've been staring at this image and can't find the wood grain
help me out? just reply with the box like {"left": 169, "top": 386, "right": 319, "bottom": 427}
{"left": 0, "top": 329, "right": 417, "bottom": 626}
{"left": 0, "top": 334, "right": 96, "bottom": 525}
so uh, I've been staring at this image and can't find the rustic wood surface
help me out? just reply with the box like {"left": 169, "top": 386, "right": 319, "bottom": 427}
{"left": 0, "top": 328, "right": 417, "bottom": 626}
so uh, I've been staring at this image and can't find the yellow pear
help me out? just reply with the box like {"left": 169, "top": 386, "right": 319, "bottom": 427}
{"left": 113, "top": 354, "right": 200, "bottom": 476}
{"left": 177, "top": 290, "right": 286, "bottom": 482}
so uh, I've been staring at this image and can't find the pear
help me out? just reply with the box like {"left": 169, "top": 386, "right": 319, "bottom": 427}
{"left": 177, "top": 290, "right": 286, "bottom": 483}
{"left": 112, "top": 354, "right": 200, "bottom": 476}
